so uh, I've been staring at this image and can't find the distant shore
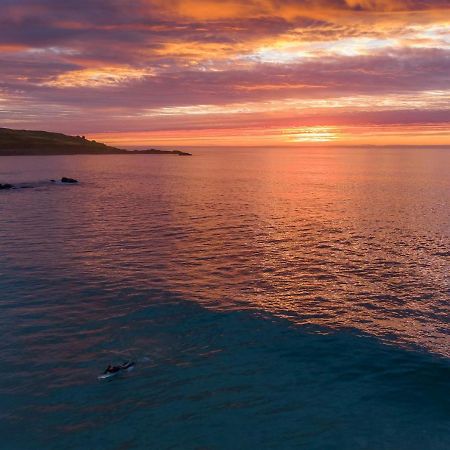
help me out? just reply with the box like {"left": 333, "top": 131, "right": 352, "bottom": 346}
{"left": 0, "top": 128, "right": 192, "bottom": 156}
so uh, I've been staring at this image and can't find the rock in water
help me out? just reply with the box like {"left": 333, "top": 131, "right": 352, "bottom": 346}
{"left": 61, "top": 177, "right": 78, "bottom": 183}
{"left": 0, "top": 183, "right": 14, "bottom": 190}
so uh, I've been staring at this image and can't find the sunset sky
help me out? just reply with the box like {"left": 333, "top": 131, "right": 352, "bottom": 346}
{"left": 1, "top": 0, "right": 449, "bottom": 147}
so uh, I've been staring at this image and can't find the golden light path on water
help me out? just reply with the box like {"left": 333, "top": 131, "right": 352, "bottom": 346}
{"left": 3, "top": 148, "right": 446, "bottom": 356}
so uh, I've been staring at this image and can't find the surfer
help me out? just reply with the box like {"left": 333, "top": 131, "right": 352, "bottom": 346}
{"left": 103, "top": 361, "right": 135, "bottom": 374}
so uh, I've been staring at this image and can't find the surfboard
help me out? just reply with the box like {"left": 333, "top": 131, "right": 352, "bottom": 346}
{"left": 97, "top": 372, "right": 118, "bottom": 380}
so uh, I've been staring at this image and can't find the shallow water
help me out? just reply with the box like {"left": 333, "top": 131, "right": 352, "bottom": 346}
{"left": 0, "top": 148, "right": 449, "bottom": 449}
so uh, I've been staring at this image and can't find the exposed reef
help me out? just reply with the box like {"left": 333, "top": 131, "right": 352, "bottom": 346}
{"left": 61, "top": 177, "right": 78, "bottom": 183}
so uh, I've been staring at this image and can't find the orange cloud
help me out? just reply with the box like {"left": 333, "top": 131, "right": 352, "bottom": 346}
{"left": 42, "top": 66, "right": 153, "bottom": 88}
{"left": 174, "top": 0, "right": 260, "bottom": 20}
{"left": 148, "top": 0, "right": 449, "bottom": 21}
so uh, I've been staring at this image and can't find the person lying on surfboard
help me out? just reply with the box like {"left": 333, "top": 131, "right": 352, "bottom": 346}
{"left": 104, "top": 361, "right": 135, "bottom": 374}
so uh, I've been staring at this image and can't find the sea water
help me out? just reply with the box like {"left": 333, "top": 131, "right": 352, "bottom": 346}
{"left": 0, "top": 147, "right": 449, "bottom": 449}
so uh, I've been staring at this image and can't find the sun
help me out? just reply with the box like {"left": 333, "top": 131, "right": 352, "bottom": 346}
{"left": 283, "top": 126, "right": 340, "bottom": 143}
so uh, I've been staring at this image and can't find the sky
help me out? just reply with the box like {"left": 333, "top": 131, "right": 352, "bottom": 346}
{"left": 0, "top": 0, "right": 449, "bottom": 147}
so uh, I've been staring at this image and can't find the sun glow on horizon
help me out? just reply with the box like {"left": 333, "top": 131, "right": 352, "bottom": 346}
{"left": 284, "top": 126, "right": 340, "bottom": 143}
{"left": 90, "top": 123, "right": 449, "bottom": 148}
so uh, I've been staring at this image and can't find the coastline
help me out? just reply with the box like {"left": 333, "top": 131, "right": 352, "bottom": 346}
{"left": 0, "top": 127, "right": 192, "bottom": 156}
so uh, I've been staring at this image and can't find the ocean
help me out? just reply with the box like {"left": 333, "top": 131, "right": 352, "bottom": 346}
{"left": 0, "top": 147, "right": 449, "bottom": 449}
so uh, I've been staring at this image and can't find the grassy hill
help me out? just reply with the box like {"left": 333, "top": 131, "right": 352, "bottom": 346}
{"left": 0, "top": 128, "right": 191, "bottom": 156}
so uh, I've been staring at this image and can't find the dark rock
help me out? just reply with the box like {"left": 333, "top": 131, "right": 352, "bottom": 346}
{"left": 0, "top": 183, "right": 14, "bottom": 190}
{"left": 61, "top": 177, "right": 78, "bottom": 183}
{"left": 50, "top": 179, "right": 56, "bottom": 183}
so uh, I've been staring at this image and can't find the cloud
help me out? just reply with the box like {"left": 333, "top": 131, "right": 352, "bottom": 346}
{"left": 0, "top": 0, "right": 448, "bottom": 143}
{"left": 4, "top": 47, "right": 444, "bottom": 105}
{"left": 40, "top": 66, "right": 152, "bottom": 88}
{"left": 344, "top": 0, "right": 446, "bottom": 11}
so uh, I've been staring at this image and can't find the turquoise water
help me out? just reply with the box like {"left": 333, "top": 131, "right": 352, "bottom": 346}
{"left": 1, "top": 148, "right": 449, "bottom": 449}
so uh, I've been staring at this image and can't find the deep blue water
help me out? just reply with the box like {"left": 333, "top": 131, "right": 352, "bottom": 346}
{"left": 1, "top": 148, "right": 449, "bottom": 449}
